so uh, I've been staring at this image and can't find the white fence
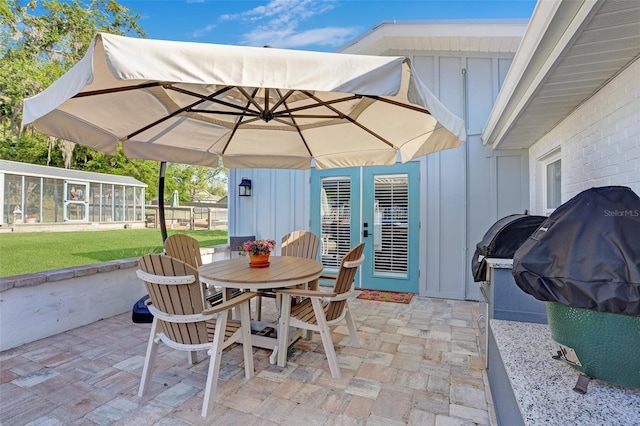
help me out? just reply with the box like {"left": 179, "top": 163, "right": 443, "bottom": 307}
{"left": 144, "top": 205, "right": 228, "bottom": 230}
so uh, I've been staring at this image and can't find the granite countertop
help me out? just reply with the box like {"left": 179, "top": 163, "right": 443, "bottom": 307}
{"left": 490, "top": 319, "right": 640, "bottom": 425}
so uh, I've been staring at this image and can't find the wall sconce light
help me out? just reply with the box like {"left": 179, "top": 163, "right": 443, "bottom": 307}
{"left": 239, "top": 178, "right": 252, "bottom": 197}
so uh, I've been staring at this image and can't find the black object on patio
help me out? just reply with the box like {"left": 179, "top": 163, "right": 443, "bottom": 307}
{"left": 512, "top": 186, "right": 640, "bottom": 315}
{"left": 471, "top": 214, "right": 547, "bottom": 283}
{"left": 512, "top": 186, "right": 640, "bottom": 390}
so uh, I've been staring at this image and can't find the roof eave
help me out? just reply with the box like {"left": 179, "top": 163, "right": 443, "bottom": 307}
{"left": 337, "top": 19, "right": 529, "bottom": 55}
{"left": 482, "top": 0, "right": 604, "bottom": 149}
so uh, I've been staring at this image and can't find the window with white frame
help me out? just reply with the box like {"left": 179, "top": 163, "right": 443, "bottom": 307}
{"left": 543, "top": 152, "right": 561, "bottom": 213}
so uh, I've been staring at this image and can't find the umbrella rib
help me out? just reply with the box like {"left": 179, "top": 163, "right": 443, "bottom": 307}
{"left": 286, "top": 114, "right": 342, "bottom": 119}
{"left": 237, "top": 87, "right": 264, "bottom": 115}
{"left": 271, "top": 94, "right": 361, "bottom": 117}
{"left": 239, "top": 116, "right": 270, "bottom": 125}
{"left": 127, "top": 85, "right": 234, "bottom": 140}
{"left": 300, "top": 90, "right": 398, "bottom": 149}
{"left": 73, "top": 82, "right": 163, "bottom": 98}
{"left": 269, "top": 90, "right": 295, "bottom": 112}
{"left": 221, "top": 87, "right": 260, "bottom": 155}
{"left": 190, "top": 109, "right": 260, "bottom": 118}
{"left": 276, "top": 89, "right": 313, "bottom": 157}
{"left": 167, "top": 86, "right": 260, "bottom": 116}
{"left": 363, "top": 95, "right": 431, "bottom": 115}
{"left": 239, "top": 115, "right": 338, "bottom": 126}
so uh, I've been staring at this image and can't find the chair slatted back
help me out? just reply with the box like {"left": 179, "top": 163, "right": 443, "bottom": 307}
{"left": 281, "top": 230, "right": 320, "bottom": 259}
{"left": 326, "top": 243, "right": 365, "bottom": 321}
{"left": 138, "top": 254, "right": 209, "bottom": 345}
{"left": 164, "top": 234, "right": 202, "bottom": 268}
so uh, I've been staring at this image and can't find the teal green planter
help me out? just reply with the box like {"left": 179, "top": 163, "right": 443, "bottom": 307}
{"left": 546, "top": 302, "right": 640, "bottom": 389}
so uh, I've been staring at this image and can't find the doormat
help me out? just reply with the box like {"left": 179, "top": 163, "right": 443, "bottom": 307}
{"left": 356, "top": 290, "right": 414, "bottom": 304}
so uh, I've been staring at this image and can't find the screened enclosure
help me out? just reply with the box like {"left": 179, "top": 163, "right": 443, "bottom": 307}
{"left": 0, "top": 160, "right": 146, "bottom": 225}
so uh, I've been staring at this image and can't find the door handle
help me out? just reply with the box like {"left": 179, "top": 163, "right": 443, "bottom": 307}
{"left": 363, "top": 230, "right": 369, "bottom": 237}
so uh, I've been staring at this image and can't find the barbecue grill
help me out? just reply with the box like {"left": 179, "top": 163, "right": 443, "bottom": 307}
{"left": 471, "top": 214, "right": 547, "bottom": 283}
{"left": 513, "top": 186, "right": 640, "bottom": 390}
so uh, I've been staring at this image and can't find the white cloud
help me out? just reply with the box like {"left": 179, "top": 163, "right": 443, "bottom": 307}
{"left": 222, "top": 0, "right": 334, "bottom": 23}
{"left": 217, "top": 0, "right": 356, "bottom": 48}
{"left": 188, "top": 24, "right": 216, "bottom": 39}
{"left": 243, "top": 26, "right": 360, "bottom": 48}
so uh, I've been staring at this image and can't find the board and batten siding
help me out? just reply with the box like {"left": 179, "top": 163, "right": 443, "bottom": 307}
{"left": 229, "top": 168, "right": 311, "bottom": 254}
{"left": 228, "top": 50, "right": 527, "bottom": 301}
{"left": 411, "top": 51, "right": 527, "bottom": 301}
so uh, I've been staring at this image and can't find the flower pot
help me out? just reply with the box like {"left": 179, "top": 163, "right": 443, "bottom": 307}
{"left": 249, "top": 253, "right": 270, "bottom": 268}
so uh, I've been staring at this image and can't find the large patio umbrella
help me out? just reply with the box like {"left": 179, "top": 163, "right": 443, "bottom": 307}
{"left": 22, "top": 32, "right": 466, "bottom": 239}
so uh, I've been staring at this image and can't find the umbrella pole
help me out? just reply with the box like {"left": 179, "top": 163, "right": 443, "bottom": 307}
{"left": 158, "top": 162, "right": 168, "bottom": 243}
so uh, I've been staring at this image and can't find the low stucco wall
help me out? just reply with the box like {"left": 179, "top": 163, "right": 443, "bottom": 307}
{"left": 0, "top": 258, "right": 147, "bottom": 352}
{"left": 0, "top": 245, "right": 231, "bottom": 352}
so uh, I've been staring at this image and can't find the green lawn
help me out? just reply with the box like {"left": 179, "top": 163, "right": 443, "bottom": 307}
{"left": 0, "top": 229, "right": 228, "bottom": 277}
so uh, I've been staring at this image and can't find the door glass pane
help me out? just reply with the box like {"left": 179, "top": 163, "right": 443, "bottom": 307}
{"left": 114, "top": 186, "right": 124, "bottom": 221}
{"left": 24, "top": 176, "right": 41, "bottom": 223}
{"left": 42, "top": 178, "right": 63, "bottom": 223}
{"left": 320, "top": 176, "right": 351, "bottom": 269}
{"left": 102, "top": 184, "right": 114, "bottom": 221}
{"left": 373, "top": 174, "right": 408, "bottom": 276}
{"left": 124, "top": 186, "right": 134, "bottom": 221}
{"left": 64, "top": 181, "right": 89, "bottom": 221}
{"left": 4, "top": 174, "right": 22, "bottom": 224}
{"left": 89, "top": 183, "right": 101, "bottom": 222}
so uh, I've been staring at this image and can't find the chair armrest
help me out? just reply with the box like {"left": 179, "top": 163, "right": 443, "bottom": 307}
{"left": 328, "top": 290, "right": 353, "bottom": 302}
{"left": 137, "top": 269, "right": 195, "bottom": 285}
{"left": 276, "top": 288, "right": 337, "bottom": 298}
{"left": 343, "top": 255, "right": 364, "bottom": 268}
{"left": 146, "top": 301, "right": 218, "bottom": 323}
{"left": 202, "top": 291, "right": 256, "bottom": 315}
{"left": 145, "top": 292, "right": 256, "bottom": 323}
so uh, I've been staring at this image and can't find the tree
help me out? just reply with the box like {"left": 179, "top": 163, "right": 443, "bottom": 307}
{"left": 167, "top": 163, "right": 228, "bottom": 203}
{"left": 1, "top": 0, "right": 145, "bottom": 133}
{"left": 1, "top": 0, "right": 145, "bottom": 169}
{"left": 0, "top": 0, "right": 228, "bottom": 200}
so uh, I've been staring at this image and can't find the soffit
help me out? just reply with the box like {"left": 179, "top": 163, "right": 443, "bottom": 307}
{"left": 339, "top": 20, "right": 528, "bottom": 56}
{"left": 484, "top": 0, "right": 640, "bottom": 149}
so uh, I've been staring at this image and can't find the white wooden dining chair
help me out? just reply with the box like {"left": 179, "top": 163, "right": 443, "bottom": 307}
{"left": 255, "top": 230, "right": 320, "bottom": 320}
{"left": 136, "top": 254, "right": 256, "bottom": 417}
{"left": 276, "top": 242, "right": 364, "bottom": 378}
{"left": 164, "top": 233, "right": 243, "bottom": 305}
{"left": 164, "top": 233, "right": 203, "bottom": 267}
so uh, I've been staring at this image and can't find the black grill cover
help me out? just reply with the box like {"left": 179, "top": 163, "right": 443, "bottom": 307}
{"left": 471, "top": 214, "right": 547, "bottom": 282}
{"left": 513, "top": 186, "right": 640, "bottom": 316}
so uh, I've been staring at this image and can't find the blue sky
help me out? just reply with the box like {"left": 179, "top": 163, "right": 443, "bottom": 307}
{"left": 121, "top": 0, "right": 537, "bottom": 52}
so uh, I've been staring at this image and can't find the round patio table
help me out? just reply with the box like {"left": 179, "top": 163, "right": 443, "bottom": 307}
{"left": 198, "top": 256, "right": 323, "bottom": 365}
{"left": 199, "top": 255, "right": 322, "bottom": 291}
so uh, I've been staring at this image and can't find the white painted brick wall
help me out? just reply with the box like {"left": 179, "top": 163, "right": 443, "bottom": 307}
{"left": 529, "top": 59, "right": 639, "bottom": 214}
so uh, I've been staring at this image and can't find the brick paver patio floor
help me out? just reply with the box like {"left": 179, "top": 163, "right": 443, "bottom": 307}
{"left": 0, "top": 295, "right": 495, "bottom": 425}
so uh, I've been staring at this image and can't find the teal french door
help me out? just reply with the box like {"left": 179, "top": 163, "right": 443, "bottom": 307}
{"left": 311, "top": 167, "right": 361, "bottom": 274}
{"left": 362, "top": 163, "right": 419, "bottom": 292}
{"left": 311, "top": 162, "right": 419, "bottom": 293}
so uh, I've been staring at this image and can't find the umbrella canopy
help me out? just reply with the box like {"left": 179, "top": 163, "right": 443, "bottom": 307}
{"left": 22, "top": 33, "right": 465, "bottom": 170}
